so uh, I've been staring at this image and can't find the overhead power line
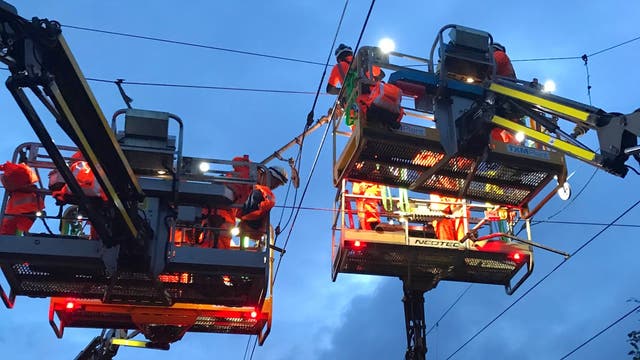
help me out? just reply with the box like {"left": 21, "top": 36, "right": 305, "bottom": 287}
{"left": 445, "top": 198, "right": 640, "bottom": 359}
{"left": 86, "top": 77, "right": 319, "bottom": 94}
{"left": 273, "top": 0, "right": 377, "bottom": 282}
{"left": 63, "top": 24, "right": 640, "bottom": 67}
{"left": 511, "top": 56, "right": 580, "bottom": 63}
{"left": 62, "top": 24, "right": 326, "bottom": 67}
{"left": 245, "top": 0, "right": 355, "bottom": 358}
{"left": 512, "top": 34, "right": 640, "bottom": 62}
{"left": 426, "top": 284, "right": 473, "bottom": 336}
{"left": 588, "top": 34, "right": 640, "bottom": 57}
{"left": 559, "top": 303, "right": 640, "bottom": 359}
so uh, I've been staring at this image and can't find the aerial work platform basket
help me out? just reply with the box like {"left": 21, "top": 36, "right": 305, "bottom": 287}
{"left": 331, "top": 182, "right": 543, "bottom": 294}
{"left": 0, "top": 140, "right": 274, "bottom": 323}
{"left": 332, "top": 43, "right": 568, "bottom": 208}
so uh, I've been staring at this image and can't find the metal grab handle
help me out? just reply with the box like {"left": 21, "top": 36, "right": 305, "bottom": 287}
{"left": 506, "top": 255, "right": 534, "bottom": 295}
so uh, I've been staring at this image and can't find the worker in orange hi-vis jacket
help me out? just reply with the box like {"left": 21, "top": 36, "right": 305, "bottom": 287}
{"left": 0, "top": 161, "right": 44, "bottom": 235}
{"left": 326, "top": 44, "right": 384, "bottom": 95}
{"left": 352, "top": 181, "right": 382, "bottom": 231}
{"left": 199, "top": 155, "right": 253, "bottom": 249}
{"left": 52, "top": 151, "right": 106, "bottom": 203}
{"left": 238, "top": 166, "right": 288, "bottom": 242}
{"left": 490, "top": 42, "right": 523, "bottom": 145}
{"left": 430, "top": 194, "right": 466, "bottom": 241}
{"left": 492, "top": 43, "right": 516, "bottom": 78}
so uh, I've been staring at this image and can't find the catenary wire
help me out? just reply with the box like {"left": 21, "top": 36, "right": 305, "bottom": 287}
{"left": 272, "top": 0, "right": 376, "bottom": 282}
{"left": 544, "top": 168, "right": 598, "bottom": 220}
{"left": 444, "top": 198, "right": 640, "bottom": 359}
{"left": 273, "top": 0, "right": 350, "bottom": 237}
{"left": 270, "top": 204, "right": 640, "bottom": 230}
{"left": 0, "top": 34, "right": 634, "bottom": 96}
{"left": 62, "top": 24, "right": 326, "bottom": 66}
{"left": 426, "top": 284, "right": 473, "bottom": 336}
{"left": 559, "top": 303, "right": 640, "bottom": 359}
{"left": 588, "top": 34, "right": 640, "bottom": 57}
{"left": 86, "top": 77, "right": 319, "bottom": 94}
{"left": 62, "top": 24, "right": 640, "bottom": 66}
{"left": 246, "top": 1, "right": 353, "bottom": 358}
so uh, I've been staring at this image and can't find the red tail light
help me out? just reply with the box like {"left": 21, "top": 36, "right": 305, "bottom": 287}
{"left": 354, "top": 240, "right": 362, "bottom": 248}
{"left": 250, "top": 310, "right": 258, "bottom": 319}
{"left": 65, "top": 301, "right": 75, "bottom": 310}
{"left": 509, "top": 252, "right": 524, "bottom": 262}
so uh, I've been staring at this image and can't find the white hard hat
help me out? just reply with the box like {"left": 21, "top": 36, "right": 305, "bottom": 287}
{"left": 268, "top": 166, "right": 288, "bottom": 186}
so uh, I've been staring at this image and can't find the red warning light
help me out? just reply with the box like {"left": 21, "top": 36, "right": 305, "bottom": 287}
{"left": 250, "top": 310, "right": 258, "bottom": 319}
{"left": 509, "top": 252, "right": 523, "bottom": 262}
{"left": 65, "top": 301, "right": 75, "bottom": 310}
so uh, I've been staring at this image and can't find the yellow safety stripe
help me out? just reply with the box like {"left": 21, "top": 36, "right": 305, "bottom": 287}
{"left": 492, "top": 116, "right": 596, "bottom": 162}
{"left": 489, "top": 83, "right": 590, "bottom": 122}
{"left": 111, "top": 339, "right": 150, "bottom": 348}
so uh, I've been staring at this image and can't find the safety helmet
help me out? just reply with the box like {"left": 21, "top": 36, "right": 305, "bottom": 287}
{"left": 334, "top": 43, "right": 353, "bottom": 60}
{"left": 268, "top": 166, "right": 288, "bottom": 186}
{"left": 491, "top": 43, "right": 506, "bottom": 53}
{"left": 231, "top": 155, "right": 250, "bottom": 170}
{"left": 71, "top": 151, "right": 84, "bottom": 160}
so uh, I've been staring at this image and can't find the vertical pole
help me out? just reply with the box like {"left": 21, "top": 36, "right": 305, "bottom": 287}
{"left": 401, "top": 277, "right": 436, "bottom": 360}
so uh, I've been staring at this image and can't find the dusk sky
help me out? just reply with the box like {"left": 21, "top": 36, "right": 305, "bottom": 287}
{"left": 0, "top": 1, "right": 639, "bottom": 359}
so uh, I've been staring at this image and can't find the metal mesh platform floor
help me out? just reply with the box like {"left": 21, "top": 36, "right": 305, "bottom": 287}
{"left": 0, "top": 236, "right": 267, "bottom": 307}
{"left": 335, "top": 121, "right": 566, "bottom": 206}
{"left": 2, "top": 263, "right": 267, "bottom": 307}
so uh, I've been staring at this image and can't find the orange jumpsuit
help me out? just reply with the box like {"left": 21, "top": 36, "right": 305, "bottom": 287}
{"left": 352, "top": 181, "right": 381, "bottom": 230}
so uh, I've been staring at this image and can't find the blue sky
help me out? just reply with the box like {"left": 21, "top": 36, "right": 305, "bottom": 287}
{"left": 1, "top": 1, "right": 639, "bottom": 359}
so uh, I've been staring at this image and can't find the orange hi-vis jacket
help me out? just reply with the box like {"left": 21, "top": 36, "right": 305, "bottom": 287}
{"left": 227, "top": 155, "right": 253, "bottom": 205}
{"left": 493, "top": 50, "right": 516, "bottom": 78}
{"left": 328, "top": 56, "right": 383, "bottom": 89}
{"left": 53, "top": 160, "right": 106, "bottom": 203}
{"left": 0, "top": 161, "right": 44, "bottom": 235}
{"left": 238, "top": 185, "right": 276, "bottom": 241}
{"left": 241, "top": 185, "right": 276, "bottom": 221}
{"left": 430, "top": 194, "right": 466, "bottom": 241}
{"left": 194, "top": 155, "right": 252, "bottom": 249}
{"left": 352, "top": 181, "right": 381, "bottom": 230}
{"left": 491, "top": 50, "right": 519, "bottom": 144}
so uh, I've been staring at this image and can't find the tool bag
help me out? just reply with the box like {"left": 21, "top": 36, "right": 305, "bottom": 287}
{"left": 357, "top": 82, "right": 404, "bottom": 128}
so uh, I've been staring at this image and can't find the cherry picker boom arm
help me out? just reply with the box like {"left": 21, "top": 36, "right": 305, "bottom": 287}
{"left": 0, "top": 3, "right": 151, "bottom": 251}
{"left": 486, "top": 79, "right": 640, "bottom": 177}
